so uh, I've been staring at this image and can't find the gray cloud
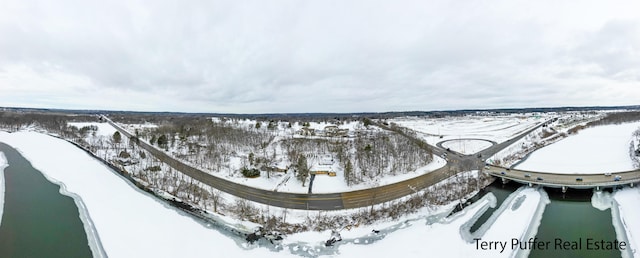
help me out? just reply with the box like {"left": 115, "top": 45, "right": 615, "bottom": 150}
{"left": 1, "top": 0, "right": 639, "bottom": 113}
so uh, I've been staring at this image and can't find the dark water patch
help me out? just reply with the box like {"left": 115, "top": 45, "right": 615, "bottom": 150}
{"left": 468, "top": 180, "right": 521, "bottom": 233}
{"left": 544, "top": 186, "right": 613, "bottom": 201}
{"left": 0, "top": 143, "right": 92, "bottom": 258}
{"left": 529, "top": 198, "right": 619, "bottom": 258}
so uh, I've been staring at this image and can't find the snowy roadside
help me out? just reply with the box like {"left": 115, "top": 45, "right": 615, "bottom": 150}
{"left": 311, "top": 156, "right": 447, "bottom": 193}
{"left": 101, "top": 119, "right": 447, "bottom": 195}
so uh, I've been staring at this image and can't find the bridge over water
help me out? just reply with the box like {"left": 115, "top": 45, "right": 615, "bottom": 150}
{"left": 484, "top": 165, "right": 640, "bottom": 192}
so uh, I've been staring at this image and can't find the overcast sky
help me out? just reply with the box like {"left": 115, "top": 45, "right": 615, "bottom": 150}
{"left": 1, "top": 0, "right": 639, "bottom": 113}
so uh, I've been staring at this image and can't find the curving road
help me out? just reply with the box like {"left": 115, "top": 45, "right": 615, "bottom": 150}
{"left": 103, "top": 116, "right": 546, "bottom": 210}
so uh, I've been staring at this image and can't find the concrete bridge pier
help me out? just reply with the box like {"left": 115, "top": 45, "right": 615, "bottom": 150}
{"left": 501, "top": 178, "right": 509, "bottom": 184}
{"left": 528, "top": 183, "right": 533, "bottom": 187}
{"left": 562, "top": 186, "right": 567, "bottom": 193}
{"left": 631, "top": 183, "right": 635, "bottom": 188}
{"left": 596, "top": 186, "right": 600, "bottom": 191}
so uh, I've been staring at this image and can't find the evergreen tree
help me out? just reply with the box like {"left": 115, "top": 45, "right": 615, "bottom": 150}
{"left": 297, "top": 154, "right": 309, "bottom": 186}
{"left": 157, "top": 134, "right": 168, "bottom": 148}
{"left": 113, "top": 131, "right": 122, "bottom": 144}
{"left": 345, "top": 160, "right": 353, "bottom": 186}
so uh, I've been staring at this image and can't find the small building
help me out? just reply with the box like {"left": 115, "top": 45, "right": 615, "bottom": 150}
{"left": 324, "top": 125, "right": 338, "bottom": 134}
{"left": 298, "top": 127, "right": 315, "bottom": 136}
{"left": 310, "top": 154, "right": 337, "bottom": 176}
{"left": 323, "top": 125, "right": 349, "bottom": 137}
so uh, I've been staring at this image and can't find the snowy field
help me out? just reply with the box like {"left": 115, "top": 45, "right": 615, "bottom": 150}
{"left": 390, "top": 115, "right": 544, "bottom": 147}
{"left": 441, "top": 139, "right": 494, "bottom": 155}
{"left": 515, "top": 122, "right": 640, "bottom": 173}
{"left": 67, "top": 122, "right": 118, "bottom": 137}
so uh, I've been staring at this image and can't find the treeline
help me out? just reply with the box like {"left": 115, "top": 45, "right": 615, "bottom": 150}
{"left": 586, "top": 111, "right": 640, "bottom": 127}
{"left": 0, "top": 111, "right": 96, "bottom": 137}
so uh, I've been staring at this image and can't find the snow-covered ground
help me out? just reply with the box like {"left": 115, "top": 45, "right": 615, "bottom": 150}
{"left": 0, "top": 128, "right": 579, "bottom": 258}
{"left": 339, "top": 187, "right": 548, "bottom": 257}
{"left": 100, "top": 118, "right": 446, "bottom": 195}
{"left": 68, "top": 122, "right": 118, "bottom": 137}
{"left": 614, "top": 188, "right": 640, "bottom": 257}
{"left": 0, "top": 131, "right": 293, "bottom": 258}
{"left": 441, "top": 139, "right": 494, "bottom": 155}
{"left": 515, "top": 122, "right": 640, "bottom": 173}
{"left": 10, "top": 113, "right": 637, "bottom": 257}
{"left": 390, "top": 115, "right": 545, "bottom": 146}
{"left": 311, "top": 156, "right": 446, "bottom": 193}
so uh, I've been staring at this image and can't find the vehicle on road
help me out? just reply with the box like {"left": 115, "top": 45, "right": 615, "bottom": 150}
{"left": 604, "top": 172, "right": 612, "bottom": 177}
{"left": 524, "top": 174, "right": 531, "bottom": 178}
{"left": 614, "top": 175, "right": 622, "bottom": 181}
{"left": 500, "top": 171, "right": 506, "bottom": 175}
{"left": 576, "top": 177, "right": 583, "bottom": 181}
{"left": 536, "top": 177, "right": 543, "bottom": 181}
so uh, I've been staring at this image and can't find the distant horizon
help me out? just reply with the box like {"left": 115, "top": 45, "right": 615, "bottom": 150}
{"left": 3, "top": 104, "right": 639, "bottom": 116}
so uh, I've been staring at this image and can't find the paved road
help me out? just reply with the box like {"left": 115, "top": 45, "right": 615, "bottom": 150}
{"left": 485, "top": 165, "right": 640, "bottom": 189}
{"left": 102, "top": 116, "right": 544, "bottom": 210}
